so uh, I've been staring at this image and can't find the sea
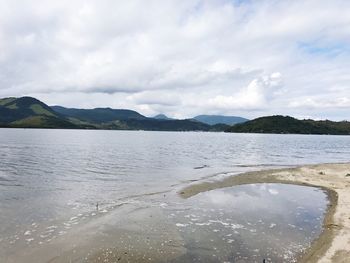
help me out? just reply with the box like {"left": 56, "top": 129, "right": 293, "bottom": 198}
{"left": 0, "top": 129, "right": 349, "bottom": 262}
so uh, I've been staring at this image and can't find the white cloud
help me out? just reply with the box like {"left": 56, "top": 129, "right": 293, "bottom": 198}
{"left": 0, "top": 0, "right": 349, "bottom": 119}
{"left": 208, "top": 72, "right": 282, "bottom": 110}
{"left": 127, "top": 91, "right": 181, "bottom": 106}
{"left": 289, "top": 97, "right": 350, "bottom": 109}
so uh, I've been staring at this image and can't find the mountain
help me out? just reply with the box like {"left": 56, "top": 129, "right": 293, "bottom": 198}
{"left": 153, "top": 114, "right": 173, "bottom": 120}
{"left": 51, "top": 106, "right": 146, "bottom": 123}
{"left": 7, "top": 97, "right": 348, "bottom": 134}
{"left": 50, "top": 105, "right": 230, "bottom": 131}
{"left": 226, "top": 115, "right": 350, "bottom": 135}
{"left": 119, "top": 118, "right": 214, "bottom": 131}
{"left": 0, "top": 97, "right": 76, "bottom": 128}
{"left": 0, "top": 97, "right": 234, "bottom": 131}
{"left": 193, "top": 115, "right": 248, "bottom": 125}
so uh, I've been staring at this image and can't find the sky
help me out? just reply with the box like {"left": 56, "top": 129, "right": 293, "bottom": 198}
{"left": 0, "top": 0, "right": 349, "bottom": 120}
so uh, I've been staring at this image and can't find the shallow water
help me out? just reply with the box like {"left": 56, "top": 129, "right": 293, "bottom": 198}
{"left": 0, "top": 129, "right": 349, "bottom": 262}
{"left": 164, "top": 183, "right": 328, "bottom": 262}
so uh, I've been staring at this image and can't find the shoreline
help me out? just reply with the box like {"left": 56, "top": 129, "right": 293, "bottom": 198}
{"left": 179, "top": 163, "right": 350, "bottom": 263}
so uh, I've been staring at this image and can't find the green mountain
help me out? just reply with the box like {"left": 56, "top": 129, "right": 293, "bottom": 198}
{"left": 51, "top": 106, "right": 147, "bottom": 123}
{"left": 51, "top": 106, "right": 222, "bottom": 131}
{"left": 193, "top": 115, "right": 248, "bottom": 125}
{"left": 0, "top": 97, "right": 76, "bottom": 128}
{"left": 226, "top": 115, "right": 350, "bottom": 135}
{"left": 118, "top": 118, "right": 214, "bottom": 131}
{"left": 4, "top": 98, "right": 348, "bottom": 134}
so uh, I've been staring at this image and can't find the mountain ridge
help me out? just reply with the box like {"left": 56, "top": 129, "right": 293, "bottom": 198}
{"left": 226, "top": 115, "right": 350, "bottom": 135}
{"left": 51, "top": 105, "right": 228, "bottom": 131}
{"left": 0, "top": 97, "right": 76, "bottom": 128}
{"left": 1, "top": 97, "right": 349, "bottom": 134}
{"left": 51, "top": 106, "right": 147, "bottom": 124}
{"left": 0, "top": 96, "right": 230, "bottom": 131}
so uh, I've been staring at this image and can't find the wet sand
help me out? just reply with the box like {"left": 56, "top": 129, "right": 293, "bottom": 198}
{"left": 4, "top": 204, "right": 187, "bottom": 263}
{"left": 179, "top": 163, "right": 350, "bottom": 263}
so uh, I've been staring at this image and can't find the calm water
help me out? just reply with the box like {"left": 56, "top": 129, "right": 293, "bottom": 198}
{"left": 165, "top": 184, "right": 328, "bottom": 262}
{"left": 0, "top": 129, "right": 349, "bottom": 262}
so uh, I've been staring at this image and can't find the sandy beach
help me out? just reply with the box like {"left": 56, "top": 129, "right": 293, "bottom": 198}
{"left": 180, "top": 162, "right": 350, "bottom": 263}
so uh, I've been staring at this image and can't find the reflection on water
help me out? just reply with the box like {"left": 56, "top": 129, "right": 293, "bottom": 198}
{"left": 0, "top": 129, "right": 347, "bottom": 261}
{"left": 164, "top": 184, "right": 328, "bottom": 262}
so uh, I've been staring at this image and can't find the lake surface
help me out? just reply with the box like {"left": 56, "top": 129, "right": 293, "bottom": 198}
{"left": 0, "top": 129, "right": 349, "bottom": 262}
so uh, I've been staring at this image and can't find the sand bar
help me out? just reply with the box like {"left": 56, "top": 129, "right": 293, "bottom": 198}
{"left": 179, "top": 163, "right": 350, "bottom": 263}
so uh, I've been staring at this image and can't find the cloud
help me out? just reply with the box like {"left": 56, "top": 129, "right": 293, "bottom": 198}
{"left": 289, "top": 97, "right": 350, "bottom": 109}
{"left": 127, "top": 91, "right": 181, "bottom": 106}
{"left": 208, "top": 72, "right": 282, "bottom": 110}
{"left": 0, "top": 0, "right": 349, "bottom": 119}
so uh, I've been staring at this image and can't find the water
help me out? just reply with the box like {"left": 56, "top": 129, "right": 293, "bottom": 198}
{"left": 165, "top": 184, "right": 328, "bottom": 262}
{"left": 0, "top": 129, "right": 349, "bottom": 262}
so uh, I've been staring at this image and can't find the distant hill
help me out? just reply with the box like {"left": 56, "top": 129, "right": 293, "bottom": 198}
{"left": 226, "top": 115, "right": 350, "bottom": 135}
{"left": 193, "top": 115, "right": 248, "bottom": 125}
{"left": 51, "top": 106, "right": 146, "bottom": 123}
{"left": 0, "top": 97, "right": 76, "bottom": 128}
{"left": 119, "top": 118, "right": 214, "bottom": 131}
{"left": 4, "top": 98, "right": 348, "bottom": 134}
{"left": 50, "top": 105, "right": 230, "bottom": 131}
{"left": 153, "top": 114, "right": 173, "bottom": 120}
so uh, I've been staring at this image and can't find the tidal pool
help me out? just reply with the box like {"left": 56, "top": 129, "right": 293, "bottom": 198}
{"left": 164, "top": 183, "right": 329, "bottom": 262}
